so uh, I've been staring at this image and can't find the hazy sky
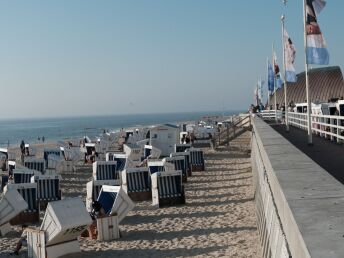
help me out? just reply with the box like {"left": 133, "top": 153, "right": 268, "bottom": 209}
{"left": 0, "top": 0, "right": 343, "bottom": 119}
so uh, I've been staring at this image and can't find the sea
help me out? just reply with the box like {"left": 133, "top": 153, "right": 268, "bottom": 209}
{"left": 0, "top": 111, "right": 240, "bottom": 148}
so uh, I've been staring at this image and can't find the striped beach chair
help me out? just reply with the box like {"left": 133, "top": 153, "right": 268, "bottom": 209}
{"left": 24, "top": 158, "right": 45, "bottom": 173}
{"left": 85, "top": 179, "right": 118, "bottom": 212}
{"left": 174, "top": 143, "right": 191, "bottom": 153}
{"left": 31, "top": 175, "right": 62, "bottom": 208}
{"left": 121, "top": 167, "right": 151, "bottom": 201}
{"left": 187, "top": 148, "right": 205, "bottom": 172}
{"left": 170, "top": 152, "right": 192, "bottom": 176}
{"left": 163, "top": 156, "right": 188, "bottom": 182}
{"left": 13, "top": 168, "right": 41, "bottom": 184}
{"left": 151, "top": 170, "right": 185, "bottom": 207}
{"left": 5, "top": 183, "right": 40, "bottom": 224}
{"left": 112, "top": 153, "right": 127, "bottom": 171}
{"left": 44, "top": 148, "right": 62, "bottom": 167}
{"left": 92, "top": 161, "right": 119, "bottom": 183}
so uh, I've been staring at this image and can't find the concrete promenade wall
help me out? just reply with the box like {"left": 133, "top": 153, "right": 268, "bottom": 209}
{"left": 251, "top": 117, "right": 344, "bottom": 258}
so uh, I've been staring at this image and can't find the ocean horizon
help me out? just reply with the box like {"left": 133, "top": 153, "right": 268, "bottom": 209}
{"left": 0, "top": 110, "right": 242, "bottom": 148}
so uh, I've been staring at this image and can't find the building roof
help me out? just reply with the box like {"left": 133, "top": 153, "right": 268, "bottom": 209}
{"left": 269, "top": 66, "right": 344, "bottom": 106}
{"left": 151, "top": 124, "right": 179, "bottom": 130}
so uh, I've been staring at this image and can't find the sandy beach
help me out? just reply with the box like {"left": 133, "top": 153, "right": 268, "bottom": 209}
{"left": 0, "top": 131, "right": 261, "bottom": 258}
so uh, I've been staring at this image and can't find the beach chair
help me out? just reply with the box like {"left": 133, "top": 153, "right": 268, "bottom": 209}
{"left": 123, "top": 144, "right": 142, "bottom": 166}
{"left": 151, "top": 170, "right": 185, "bottom": 208}
{"left": 43, "top": 148, "right": 63, "bottom": 167}
{"left": 13, "top": 168, "right": 41, "bottom": 184}
{"left": 1, "top": 174, "right": 9, "bottom": 193}
{"left": 97, "top": 185, "right": 135, "bottom": 223}
{"left": 5, "top": 183, "right": 40, "bottom": 225}
{"left": 170, "top": 152, "right": 192, "bottom": 176}
{"left": 174, "top": 143, "right": 191, "bottom": 153}
{"left": 144, "top": 145, "right": 162, "bottom": 159}
{"left": 112, "top": 153, "right": 127, "bottom": 171}
{"left": 92, "top": 161, "right": 120, "bottom": 184}
{"left": 163, "top": 156, "right": 188, "bottom": 182}
{"left": 147, "top": 160, "right": 174, "bottom": 175}
{"left": 24, "top": 158, "right": 46, "bottom": 174}
{"left": 85, "top": 179, "right": 119, "bottom": 212}
{"left": 96, "top": 214, "right": 120, "bottom": 241}
{"left": 121, "top": 167, "right": 151, "bottom": 201}
{"left": 0, "top": 188, "right": 28, "bottom": 236}
{"left": 31, "top": 175, "right": 62, "bottom": 209}
{"left": 27, "top": 198, "right": 92, "bottom": 258}
{"left": 187, "top": 148, "right": 205, "bottom": 172}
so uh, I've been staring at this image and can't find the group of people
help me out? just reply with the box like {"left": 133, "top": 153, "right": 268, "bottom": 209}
{"left": 180, "top": 133, "right": 196, "bottom": 144}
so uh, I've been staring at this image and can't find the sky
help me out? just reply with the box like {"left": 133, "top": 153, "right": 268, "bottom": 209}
{"left": 0, "top": 0, "right": 343, "bottom": 119}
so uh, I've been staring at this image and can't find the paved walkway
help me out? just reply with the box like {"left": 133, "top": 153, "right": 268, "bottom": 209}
{"left": 271, "top": 124, "right": 344, "bottom": 184}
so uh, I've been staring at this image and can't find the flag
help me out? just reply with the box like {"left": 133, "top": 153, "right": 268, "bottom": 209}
{"left": 284, "top": 30, "right": 297, "bottom": 82}
{"left": 268, "top": 61, "right": 274, "bottom": 92}
{"left": 258, "top": 79, "right": 264, "bottom": 101}
{"left": 305, "top": 0, "right": 329, "bottom": 65}
{"left": 273, "top": 52, "right": 283, "bottom": 88}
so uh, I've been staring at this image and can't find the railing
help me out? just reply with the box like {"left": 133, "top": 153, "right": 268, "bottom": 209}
{"left": 288, "top": 112, "right": 344, "bottom": 142}
{"left": 259, "top": 110, "right": 283, "bottom": 120}
{"left": 215, "top": 114, "right": 251, "bottom": 147}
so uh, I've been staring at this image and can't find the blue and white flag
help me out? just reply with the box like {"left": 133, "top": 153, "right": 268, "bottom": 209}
{"left": 268, "top": 61, "right": 274, "bottom": 92}
{"left": 284, "top": 30, "right": 297, "bottom": 82}
{"left": 305, "top": 0, "right": 329, "bottom": 65}
{"left": 273, "top": 52, "right": 283, "bottom": 88}
{"left": 258, "top": 79, "right": 264, "bottom": 101}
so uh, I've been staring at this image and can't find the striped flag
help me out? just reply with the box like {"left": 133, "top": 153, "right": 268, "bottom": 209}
{"left": 305, "top": 0, "right": 329, "bottom": 65}
{"left": 284, "top": 30, "right": 297, "bottom": 82}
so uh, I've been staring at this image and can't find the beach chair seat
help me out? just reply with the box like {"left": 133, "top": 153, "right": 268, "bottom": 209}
{"left": 97, "top": 185, "right": 135, "bottom": 223}
{"left": 163, "top": 156, "right": 188, "bottom": 182}
{"left": 151, "top": 170, "right": 185, "bottom": 208}
{"left": 27, "top": 198, "right": 92, "bottom": 258}
{"left": 122, "top": 167, "right": 151, "bottom": 201}
{"left": 5, "top": 183, "right": 39, "bottom": 225}
{"left": 92, "top": 161, "right": 120, "bottom": 183}
{"left": 85, "top": 179, "right": 119, "bottom": 212}
{"left": 187, "top": 148, "right": 205, "bottom": 172}
{"left": 0, "top": 187, "right": 28, "bottom": 236}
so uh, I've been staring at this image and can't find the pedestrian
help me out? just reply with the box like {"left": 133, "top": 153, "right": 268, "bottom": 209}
{"left": 42, "top": 136, "right": 45, "bottom": 143}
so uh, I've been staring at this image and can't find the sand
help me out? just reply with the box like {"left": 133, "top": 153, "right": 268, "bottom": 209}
{"left": 0, "top": 131, "right": 261, "bottom": 258}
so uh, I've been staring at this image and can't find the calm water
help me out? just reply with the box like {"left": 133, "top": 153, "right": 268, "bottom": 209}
{"left": 0, "top": 111, "right": 239, "bottom": 147}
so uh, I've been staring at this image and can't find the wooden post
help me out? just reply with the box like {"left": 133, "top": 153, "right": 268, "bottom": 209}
{"left": 226, "top": 123, "right": 229, "bottom": 149}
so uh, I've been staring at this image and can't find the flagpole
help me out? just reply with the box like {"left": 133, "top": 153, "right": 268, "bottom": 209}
{"left": 272, "top": 44, "right": 277, "bottom": 123}
{"left": 303, "top": 0, "right": 312, "bottom": 144}
{"left": 281, "top": 15, "right": 289, "bottom": 131}
{"left": 267, "top": 57, "right": 270, "bottom": 108}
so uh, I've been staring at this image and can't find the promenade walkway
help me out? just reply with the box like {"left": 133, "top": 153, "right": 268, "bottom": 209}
{"left": 271, "top": 124, "right": 344, "bottom": 184}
